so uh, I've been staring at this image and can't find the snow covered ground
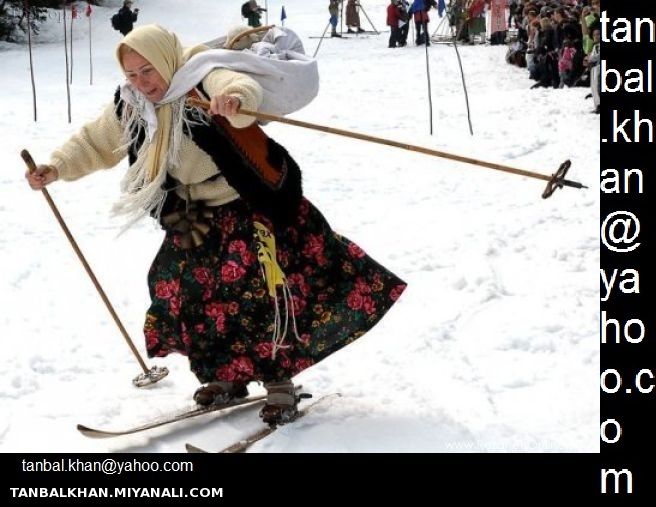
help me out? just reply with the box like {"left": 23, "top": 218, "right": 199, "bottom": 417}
{"left": 0, "top": 0, "right": 599, "bottom": 453}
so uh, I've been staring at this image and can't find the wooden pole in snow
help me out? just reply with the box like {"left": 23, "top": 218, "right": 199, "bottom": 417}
{"left": 69, "top": 3, "right": 74, "bottom": 85}
{"left": 62, "top": 3, "right": 71, "bottom": 123}
{"left": 24, "top": 0, "right": 38, "bottom": 122}
{"left": 88, "top": 5, "right": 93, "bottom": 85}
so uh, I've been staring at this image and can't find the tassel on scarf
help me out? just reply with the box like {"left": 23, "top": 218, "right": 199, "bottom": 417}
{"left": 253, "top": 221, "right": 302, "bottom": 359}
{"left": 111, "top": 96, "right": 209, "bottom": 232}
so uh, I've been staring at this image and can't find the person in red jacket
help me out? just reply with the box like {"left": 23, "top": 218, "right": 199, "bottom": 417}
{"left": 387, "top": 0, "right": 402, "bottom": 48}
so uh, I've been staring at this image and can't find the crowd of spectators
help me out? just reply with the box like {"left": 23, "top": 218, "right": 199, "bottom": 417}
{"left": 505, "top": 0, "right": 601, "bottom": 112}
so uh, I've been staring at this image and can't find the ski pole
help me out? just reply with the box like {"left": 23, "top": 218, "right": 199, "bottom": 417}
{"left": 21, "top": 149, "right": 168, "bottom": 387}
{"left": 186, "top": 98, "right": 586, "bottom": 198}
{"left": 357, "top": 2, "right": 379, "bottom": 34}
{"left": 313, "top": 21, "right": 332, "bottom": 58}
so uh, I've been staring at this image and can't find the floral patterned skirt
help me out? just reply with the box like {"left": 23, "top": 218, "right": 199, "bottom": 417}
{"left": 144, "top": 197, "right": 406, "bottom": 383}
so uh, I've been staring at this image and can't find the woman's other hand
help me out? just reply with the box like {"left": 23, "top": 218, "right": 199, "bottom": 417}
{"left": 210, "top": 94, "right": 242, "bottom": 117}
{"left": 25, "top": 164, "right": 58, "bottom": 190}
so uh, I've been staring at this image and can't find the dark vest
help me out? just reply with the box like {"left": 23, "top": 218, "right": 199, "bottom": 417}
{"left": 113, "top": 88, "right": 303, "bottom": 224}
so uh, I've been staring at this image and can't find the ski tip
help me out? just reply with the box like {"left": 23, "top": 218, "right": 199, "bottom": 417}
{"left": 76, "top": 424, "right": 115, "bottom": 439}
{"left": 76, "top": 423, "right": 93, "bottom": 434}
{"left": 185, "top": 443, "right": 209, "bottom": 453}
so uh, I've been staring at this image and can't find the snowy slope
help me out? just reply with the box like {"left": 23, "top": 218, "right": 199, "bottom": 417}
{"left": 0, "top": 0, "right": 599, "bottom": 453}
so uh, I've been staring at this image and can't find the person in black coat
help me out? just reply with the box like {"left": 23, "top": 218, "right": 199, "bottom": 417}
{"left": 117, "top": 1, "right": 139, "bottom": 36}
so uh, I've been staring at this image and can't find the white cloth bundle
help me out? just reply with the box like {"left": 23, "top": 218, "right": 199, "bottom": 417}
{"left": 121, "top": 27, "right": 319, "bottom": 142}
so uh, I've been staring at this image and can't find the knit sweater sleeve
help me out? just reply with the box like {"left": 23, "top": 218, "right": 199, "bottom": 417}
{"left": 49, "top": 102, "right": 127, "bottom": 182}
{"left": 201, "top": 68, "right": 264, "bottom": 129}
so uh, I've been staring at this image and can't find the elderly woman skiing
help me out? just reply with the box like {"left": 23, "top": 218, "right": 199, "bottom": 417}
{"left": 25, "top": 24, "right": 406, "bottom": 426}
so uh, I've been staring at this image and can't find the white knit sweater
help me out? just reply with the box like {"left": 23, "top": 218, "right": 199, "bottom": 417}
{"left": 50, "top": 68, "right": 264, "bottom": 206}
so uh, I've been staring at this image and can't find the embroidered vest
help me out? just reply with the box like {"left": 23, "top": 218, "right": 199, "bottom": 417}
{"left": 113, "top": 87, "right": 303, "bottom": 224}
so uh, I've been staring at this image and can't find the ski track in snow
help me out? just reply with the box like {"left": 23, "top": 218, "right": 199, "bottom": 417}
{"left": 0, "top": 0, "right": 598, "bottom": 453}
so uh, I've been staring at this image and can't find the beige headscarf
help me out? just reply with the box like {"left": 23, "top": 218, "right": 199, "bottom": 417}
{"left": 116, "top": 25, "right": 207, "bottom": 182}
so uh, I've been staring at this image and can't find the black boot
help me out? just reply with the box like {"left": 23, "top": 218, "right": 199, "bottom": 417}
{"left": 193, "top": 381, "right": 249, "bottom": 406}
{"left": 260, "top": 380, "right": 298, "bottom": 427}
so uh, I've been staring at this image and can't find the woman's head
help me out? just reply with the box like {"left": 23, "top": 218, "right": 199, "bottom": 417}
{"left": 116, "top": 25, "right": 185, "bottom": 103}
{"left": 120, "top": 47, "right": 168, "bottom": 102}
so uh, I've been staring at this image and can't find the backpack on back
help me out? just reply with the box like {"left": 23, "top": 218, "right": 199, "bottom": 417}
{"left": 398, "top": 6, "right": 409, "bottom": 23}
{"left": 111, "top": 13, "right": 121, "bottom": 31}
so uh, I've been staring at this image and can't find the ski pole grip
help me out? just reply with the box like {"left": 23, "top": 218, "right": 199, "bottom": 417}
{"left": 21, "top": 149, "right": 38, "bottom": 174}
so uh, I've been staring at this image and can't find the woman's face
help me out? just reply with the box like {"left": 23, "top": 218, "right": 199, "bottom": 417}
{"left": 122, "top": 50, "right": 168, "bottom": 103}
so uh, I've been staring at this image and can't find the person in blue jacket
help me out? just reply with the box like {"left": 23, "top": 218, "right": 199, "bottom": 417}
{"left": 409, "top": 0, "right": 436, "bottom": 45}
